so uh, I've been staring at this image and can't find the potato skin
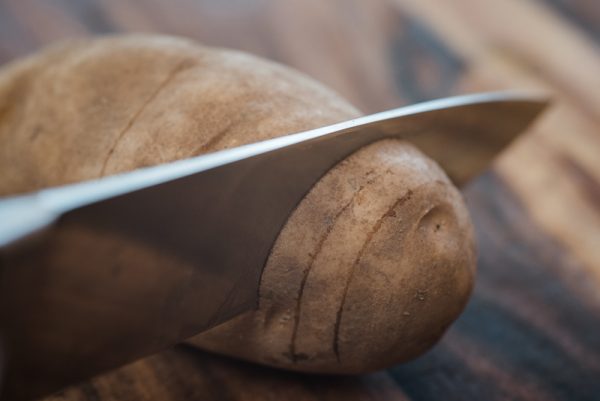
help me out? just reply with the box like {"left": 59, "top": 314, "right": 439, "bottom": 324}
{"left": 190, "top": 140, "right": 475, "bottom": 373}
{"left": 0, "top": 35, "right": 356, "bottom": 195}
{"left": 0, "top": 35, "right": 475, "bottom": 373}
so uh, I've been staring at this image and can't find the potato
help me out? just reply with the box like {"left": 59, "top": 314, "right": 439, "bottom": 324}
{"left": 0, "top": 35, "right": 475, "bottom": 374}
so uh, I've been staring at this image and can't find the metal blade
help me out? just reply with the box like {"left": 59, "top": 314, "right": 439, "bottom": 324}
{"left": 0, "top": 91, "right": 547, "bottom": 400}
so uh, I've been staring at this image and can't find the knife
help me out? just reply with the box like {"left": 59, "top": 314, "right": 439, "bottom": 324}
{"left": 0, "top": 91, "right": 547, "bottom": 400}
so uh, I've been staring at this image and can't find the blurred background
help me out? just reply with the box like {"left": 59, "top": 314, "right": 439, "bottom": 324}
{"left": 1, "top": 1, "right": 599, "bottom": 400}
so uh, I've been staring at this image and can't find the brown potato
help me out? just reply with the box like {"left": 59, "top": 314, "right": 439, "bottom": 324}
{"left": 190, "top": 140, "right": 476, "bottom": 373}
{"left": 0, "top": 35, "right": 475, "bottom": 373}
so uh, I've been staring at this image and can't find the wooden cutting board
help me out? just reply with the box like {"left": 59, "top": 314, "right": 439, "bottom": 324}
{"left": 1, "top": 0, "right": 599, "bottom": 400}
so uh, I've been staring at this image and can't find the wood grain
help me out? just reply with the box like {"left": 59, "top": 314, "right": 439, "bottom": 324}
{"left": 0, "top": 0, "right": 599, "bottom": 400}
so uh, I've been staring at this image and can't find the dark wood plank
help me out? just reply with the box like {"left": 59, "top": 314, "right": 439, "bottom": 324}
{"left": 392, "top": 173, "right": 600, "bottom": 401}
{"left": 541, "top": 0, "right": 600, "bottom": 43}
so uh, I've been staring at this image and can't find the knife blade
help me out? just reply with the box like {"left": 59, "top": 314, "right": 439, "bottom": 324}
{"left": 0, "top": 91, "right": 547, "bottom": 400}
